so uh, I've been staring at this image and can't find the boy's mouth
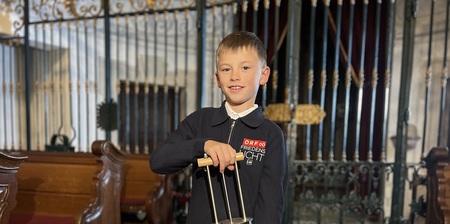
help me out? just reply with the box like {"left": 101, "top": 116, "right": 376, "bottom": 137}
{"left": 229, "top": 86, "right": 243, "bottom": 90}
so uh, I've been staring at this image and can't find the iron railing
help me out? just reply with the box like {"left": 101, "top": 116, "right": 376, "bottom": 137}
{"left": 0, "top": 0, "right": 448, "bottom": 223}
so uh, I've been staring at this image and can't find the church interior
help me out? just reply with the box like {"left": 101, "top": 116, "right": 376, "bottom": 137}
{"left": 0, "top": 0, "right": 449, "bottom": 223}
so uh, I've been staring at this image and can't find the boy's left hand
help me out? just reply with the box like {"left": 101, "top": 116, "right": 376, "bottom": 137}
{"left": 204, "top": 140, "right": 236, "bottom": 173}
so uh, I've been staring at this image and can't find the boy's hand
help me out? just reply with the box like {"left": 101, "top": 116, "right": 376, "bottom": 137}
{"left": 204, "top": 140, "right": 236, "bottom": 173}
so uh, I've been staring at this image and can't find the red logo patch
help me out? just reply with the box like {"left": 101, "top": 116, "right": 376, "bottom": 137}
{"left": 242, "top": 138, "right": 266, "bottom": 148}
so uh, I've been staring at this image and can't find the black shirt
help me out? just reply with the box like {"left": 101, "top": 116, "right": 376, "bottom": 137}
{"left": 150, "top": 101, "right": 287, "bottom": 224}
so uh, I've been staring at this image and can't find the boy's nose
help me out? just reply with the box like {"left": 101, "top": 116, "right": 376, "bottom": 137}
{"left": 230, "top": 71, "right": 240, "bottom": 81}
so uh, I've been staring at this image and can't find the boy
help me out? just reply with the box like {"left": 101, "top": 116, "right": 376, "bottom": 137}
{"left": 150, "top": 31, "right": 287, "bottom": 224}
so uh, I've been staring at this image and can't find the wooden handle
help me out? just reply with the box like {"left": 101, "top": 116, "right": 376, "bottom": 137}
{"left": 197, "top": 152, "right": 244, "bottom": 167}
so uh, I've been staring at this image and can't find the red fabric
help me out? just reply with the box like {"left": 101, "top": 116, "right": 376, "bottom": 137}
{"left": 9, "top": 213, "right": 74, "bottom": 224}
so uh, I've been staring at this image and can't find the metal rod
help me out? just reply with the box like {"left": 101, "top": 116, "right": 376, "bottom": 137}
{"left": 35, "top": 24, "right": 41, "bottom": 150}
{"left": 306, "top": 0, "right": 318, "bottom": 161}
{"left": 263, "top": 0, "right": 269, "bottom": 57}
{"left": 84, "top": 19, "right": 90, "bottom": 151}
{"left": 342, "top": 0, "right": 355, "bottom": 162}
{"left": 368, "top": 0, "right": 382, "bottom": 162}
{"left": 49, "top": 23, "right": 56, "bottom": 140}
{"left": 271, "top": 0, "right": 281, "bottom": 103}
{"left": 153, "top": 13, "right": 159, "bottom": 147}
{"left": 125, "top": 15, "right": 131, "bottom": 153}
{"left": 144, "top": 13, "right": 149, "bottom": 154}
{"left": 421, "top": 0, "right": 435, "bottom": 158}
{"left": 58, "top": 22, "right": 64, "bottom": 136}
{"left": 24, "top": 0, "right": 32, "bottom": 151}
{"left": 252, "top": 0, "right": 259, "bottom": 34}
{"left": 16, "top": 39, "right": 23, "bottom": 149}
{"left": 354, "top": 0, "right": 369, "bottom": 162}
{"left": 261, "top": 0, "right": 269, "bottom": 109}
{"left": 234, "top": 160, "right": 248, "bottom": 220}
{"left": 94, "top": 18, "right": 98, "bottom": 140}
{"left": 220, "top": 5, "right": 226, "bottom": 108}
{"left": 115, "top": 16, "right": 121, "bottom": 148}
{"left": 76, "top": 20, "right": 81, "bottom": 152}
{"left": 222, "top": 5, "right": 226, "bottom": 39}
{"left": 9, "top": 40, "right": 15, "bottom": 150}
{"left": 318, "top": 0, "right": 330, "bottom": 161}
{"left": 241, "top": 0, "right": 248, "bottom": 30}
{"left": 184, "top": 10, "right": 189, "bottom": 120}
{"left": 381, "top": 0, "right": 396, "bottom": 162}
{"left": 390, "top": 0, "right": 418, "bottom": 221}
{"left": 163, "top": 12, "right": 169, "bottom": 140}
{"left": 197, "top": 0, "right": 207, "bottom": 109}
{"left": 221, "top": 172, "right": 234, "bottom": 220}
{"left": 104, "top": 0, "right": 112, "bottom": 141}
{"left": 2, "top": 42, "right": 6, "bottom": 149}
{"left": 329, "top": 0, "right": 343, "bottom": 161}
{"left": 206, "top": 165, "right": 219, "bottom": 224}
{"left": 135, "top": 14, "right": 140, "bottom": 153}
{"left": 232, "top": 3, "right": 238, "bottom": 32}
{"left": 211, "top": 7, "right": 216, "bottom": 106}
{"left": 438, "top": 0, "right": 449, "bottom": 146}
{"left": 284, "top": 0, "right": 302, "bottom": 221}
{"left": 68, "top": 21, "right": 76, "bottom": 150}
{"left": 174, "top": 11, "right": 179, "bottom": 128}
{"left": 43, "top": 24, "right": 48, "bottom": 147}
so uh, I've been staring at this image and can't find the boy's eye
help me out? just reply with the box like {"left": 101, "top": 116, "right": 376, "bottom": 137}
{"left": 242, "top": 66, "right": 250, "bottom": 70}
{"left": 221, "top": 68, "right": 230, "bottom": 72}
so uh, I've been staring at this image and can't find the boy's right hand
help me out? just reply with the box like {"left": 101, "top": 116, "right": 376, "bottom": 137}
{"left": 204, "top": 140, "right": 236, "bottom": 173}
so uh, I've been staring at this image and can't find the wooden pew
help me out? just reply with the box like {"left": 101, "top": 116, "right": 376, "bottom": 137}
{"left": 121, "top": 154, "right": 173, "bottom": 224}
{"left": 425, "top": 147, "right": 449, "bottom": 224}
{"left": 437, "top": 156, "right": 450, "bottom": 222}
{"left": 9, "top": 140, "right": 126, "bottom": 224}
{"left": 0, "top": 151, "right": 27, "bottom": 224}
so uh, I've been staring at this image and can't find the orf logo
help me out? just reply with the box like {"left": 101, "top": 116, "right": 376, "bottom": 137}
{"left": 240, "top": 138, "right": 267, "bottom": 165}
{"left": 242, "top": 138, "right": 266, "bottom": 148}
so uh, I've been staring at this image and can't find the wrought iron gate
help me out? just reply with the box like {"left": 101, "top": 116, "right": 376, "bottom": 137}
{"left": 0, "top": 0, "right": 448, "bottom": 223}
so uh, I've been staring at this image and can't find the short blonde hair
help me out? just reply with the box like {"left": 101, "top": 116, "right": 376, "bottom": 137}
{"left": 216, "top": 31, "right": 267, "bottom": 67}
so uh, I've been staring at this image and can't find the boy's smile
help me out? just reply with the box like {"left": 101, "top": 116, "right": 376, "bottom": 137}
{"left": 216, "top": 47, "right": 270, "bottom": 113}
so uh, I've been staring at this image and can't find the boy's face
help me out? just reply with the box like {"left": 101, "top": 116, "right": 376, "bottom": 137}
{"left": 215, "top": 46, "right": 270, "bottom": 112}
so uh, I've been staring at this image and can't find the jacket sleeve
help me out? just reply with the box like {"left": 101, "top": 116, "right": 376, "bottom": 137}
{"left": 253, "top": 125, "right": 287, "bottom": 224}
{"left": 150, "top": 111, "right": 209, "bottom": 174}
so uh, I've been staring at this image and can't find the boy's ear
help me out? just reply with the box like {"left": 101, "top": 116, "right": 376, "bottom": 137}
{"left": 259, "top": 66, "right": 270, "bottom": 85}
{"left": 215, "top": 72, "right": 221, "bottom": 88}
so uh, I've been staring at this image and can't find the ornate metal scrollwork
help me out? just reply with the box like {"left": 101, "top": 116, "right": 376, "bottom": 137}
{"left": 12, "top": 3, "right": 25, "bottom": 36}
{"left": 64, "top": 0, "right": 103, "bottom": 18}
{"left": 263, "top": 103, "right": 291, "bottom": 123}
{"left": 129, "top": 0, "right": 147, "bottom": 11}
{"left": 292, "top": 161, "right": 395, "bottom": 222}
{"left": 295, "top": 104, "right": 326, "bottom": 125}
{"left": 153, "top": 0, "right": 172, "bottom": 10}
{"left": 180, "top": 0, "right": 195, "bottom": 8}
{"left": 362, "top": 192, "right": 383, "bottom": 215}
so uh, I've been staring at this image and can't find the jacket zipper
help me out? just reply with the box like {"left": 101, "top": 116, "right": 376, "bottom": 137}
{"left": 224, "top": 119, "right": 248, "bottom": 220}
{"left": 227, "top": 120, "right": 236, "bottom": 144}
{"left": 223, "top": 119, "right": 236, "bottom": 220}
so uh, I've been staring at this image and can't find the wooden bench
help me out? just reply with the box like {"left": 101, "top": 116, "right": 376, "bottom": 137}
{"left": 425, "top": 147, "right": 449, "bottom": 224}
{"left": 121, "top": 154, "right": 173, "bottom": 224}
{"left": 0, "top": 151, "right": 27, "bottom": 224}
{"left": 9, "top": 140, "right": 126, "bottom": 224}
{"left": 438, "top": 161, "right": 450, "bottom": 222}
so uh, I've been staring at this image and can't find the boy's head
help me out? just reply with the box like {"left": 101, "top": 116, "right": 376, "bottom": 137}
{"left": 216, "top": 31, "right": 267, "bottom": 67}
{"left": 215, "top": 31, "right": 270, "bottom": 112}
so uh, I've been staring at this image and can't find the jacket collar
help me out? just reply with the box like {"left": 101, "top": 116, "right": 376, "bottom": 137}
{"left": 212, "top": 101, "right": 265, "bottom": 128}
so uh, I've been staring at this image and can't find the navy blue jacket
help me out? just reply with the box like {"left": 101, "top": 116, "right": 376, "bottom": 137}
{"left": 150, "top": 101, "right": 287, "bottom": 224}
